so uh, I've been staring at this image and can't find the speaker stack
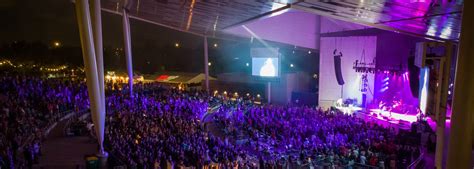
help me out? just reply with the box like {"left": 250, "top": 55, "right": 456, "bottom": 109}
{"left": 334, "top": 51, "right": 345, "bottom": 85}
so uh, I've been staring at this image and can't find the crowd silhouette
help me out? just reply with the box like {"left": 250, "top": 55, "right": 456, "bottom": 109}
{"left": 0, "top": 73, "right": 425, "bottom": 169}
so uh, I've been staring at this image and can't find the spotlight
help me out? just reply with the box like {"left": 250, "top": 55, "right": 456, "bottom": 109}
{"left": 290, "top": 64, "right": 294, "bottom": 68}
{"left": 208, "top": 62, "right": 212, "bottom": 66}
{"left": 246, "top": 63, "right": 249, "bottom": 67}
{"left": 174, "top": 42, "right": 180, "bottom": 48}
{"left": 213, "top": 43, "right": 218, "bottom": 48}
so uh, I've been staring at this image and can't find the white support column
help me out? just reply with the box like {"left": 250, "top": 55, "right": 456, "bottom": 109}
{"left": 447, "top": 1, "right": 474, "bottom": 168}
{"left": 90, "top": 0, "right": 105, "bottom": 110}
{"left": 74, "top": 0, "right": 106, "bottom": 155}
{"left": 122, "top": 8, "right": 134, "bottom": 96}
{"left": 90, "top": 0, "right": 107, "bottom": 157}
{"left": 204, "top": 36, "right": 210, "bottom": 92}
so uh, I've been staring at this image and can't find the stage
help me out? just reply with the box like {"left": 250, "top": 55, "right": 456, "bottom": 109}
{"left": 334, "top": 105, "right": 420, "bottom": 129}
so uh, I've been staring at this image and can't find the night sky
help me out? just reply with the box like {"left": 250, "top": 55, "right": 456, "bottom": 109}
{"left": 0, "top": 0, "right": 205, "bottom": 47}
{"left": 0, "top": 0, "right": 318, "bottom": 76}
{"left": 0, "top": 0, "right": 215, "bottom": 73}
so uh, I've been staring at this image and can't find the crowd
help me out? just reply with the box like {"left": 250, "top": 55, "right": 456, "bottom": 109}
{"left": 105, "top": 85, "right": 240, "bottom": 168}
{"left": 0, "top": 74, "right": 88, "bottom": 168}
{"left": 102, "top": 83, "right": 422, "bottom": 169}
{"left": 213, "top": 104, "right": 422, "bottom": 168}
{"left": 0, "top": 73, "right": 424, "bottom": 169}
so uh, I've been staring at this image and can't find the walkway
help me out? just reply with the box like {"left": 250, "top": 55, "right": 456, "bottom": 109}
{"left": 34, "top": 119, "right": 97, "bottom": 169}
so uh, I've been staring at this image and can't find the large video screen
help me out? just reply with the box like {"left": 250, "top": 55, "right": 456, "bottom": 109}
{"left": 251, "top": 48, "right": 280, "bottom": 78}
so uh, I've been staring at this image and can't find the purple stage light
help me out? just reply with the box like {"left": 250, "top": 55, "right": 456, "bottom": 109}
{"left": 372, "top": 70, "right": 420, "bottom": 125}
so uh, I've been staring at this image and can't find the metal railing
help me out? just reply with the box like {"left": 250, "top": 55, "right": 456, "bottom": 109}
{"left": 408, "top": 148, "right": 425, "bottom": 169}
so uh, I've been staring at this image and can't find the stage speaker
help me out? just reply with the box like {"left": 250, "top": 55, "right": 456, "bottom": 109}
{"left": 334, "top": 55, "right": 345, "bottom": 85}
{"left": 408, "top": 56, "right": 420, "bottom": 98}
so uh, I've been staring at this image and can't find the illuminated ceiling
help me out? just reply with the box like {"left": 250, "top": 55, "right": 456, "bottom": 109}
{"left": 101, "top": 0, "right": 463, "bottom": 41}
{"left": 293, "top": 0, "right": 463, "bottom": 41}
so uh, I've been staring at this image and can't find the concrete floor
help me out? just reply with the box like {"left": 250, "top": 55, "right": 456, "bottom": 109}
{"left": 34, "top": 120, "right": 97, "bottom": 169}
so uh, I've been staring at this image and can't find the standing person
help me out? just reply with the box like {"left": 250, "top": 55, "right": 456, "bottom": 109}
{"left": 259, "top": 156, "right": 264, "bottom": 169}
{"left": 23, "top": 145, "right": 33, "bottom": 169}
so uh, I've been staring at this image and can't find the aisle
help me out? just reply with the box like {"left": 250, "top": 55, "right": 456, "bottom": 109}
{"left": 34, "top": 120, "right": 97, "bottom": 169}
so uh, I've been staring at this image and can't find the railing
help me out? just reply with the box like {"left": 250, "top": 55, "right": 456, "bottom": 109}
{"left": 13, "top": 106, "right": 87, "bottom": 168}
{"left": 408, "top": 148, "right": 425, "bottom": 169}
{"left": 63, "top": 109, "right": 90, "bottom": 136}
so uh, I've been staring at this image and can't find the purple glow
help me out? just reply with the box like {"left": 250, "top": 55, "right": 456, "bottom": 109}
{"left": 371, "top": 71, "right": 420, "bottom": 118}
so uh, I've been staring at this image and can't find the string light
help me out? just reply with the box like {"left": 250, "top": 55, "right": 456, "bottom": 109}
{"left": 53, "top": 41, "right": 61, "bottom": 47}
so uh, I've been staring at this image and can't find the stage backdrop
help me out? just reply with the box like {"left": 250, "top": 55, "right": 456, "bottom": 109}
{"left": 319, "top": 36, "right": 376, "bottom": 109}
